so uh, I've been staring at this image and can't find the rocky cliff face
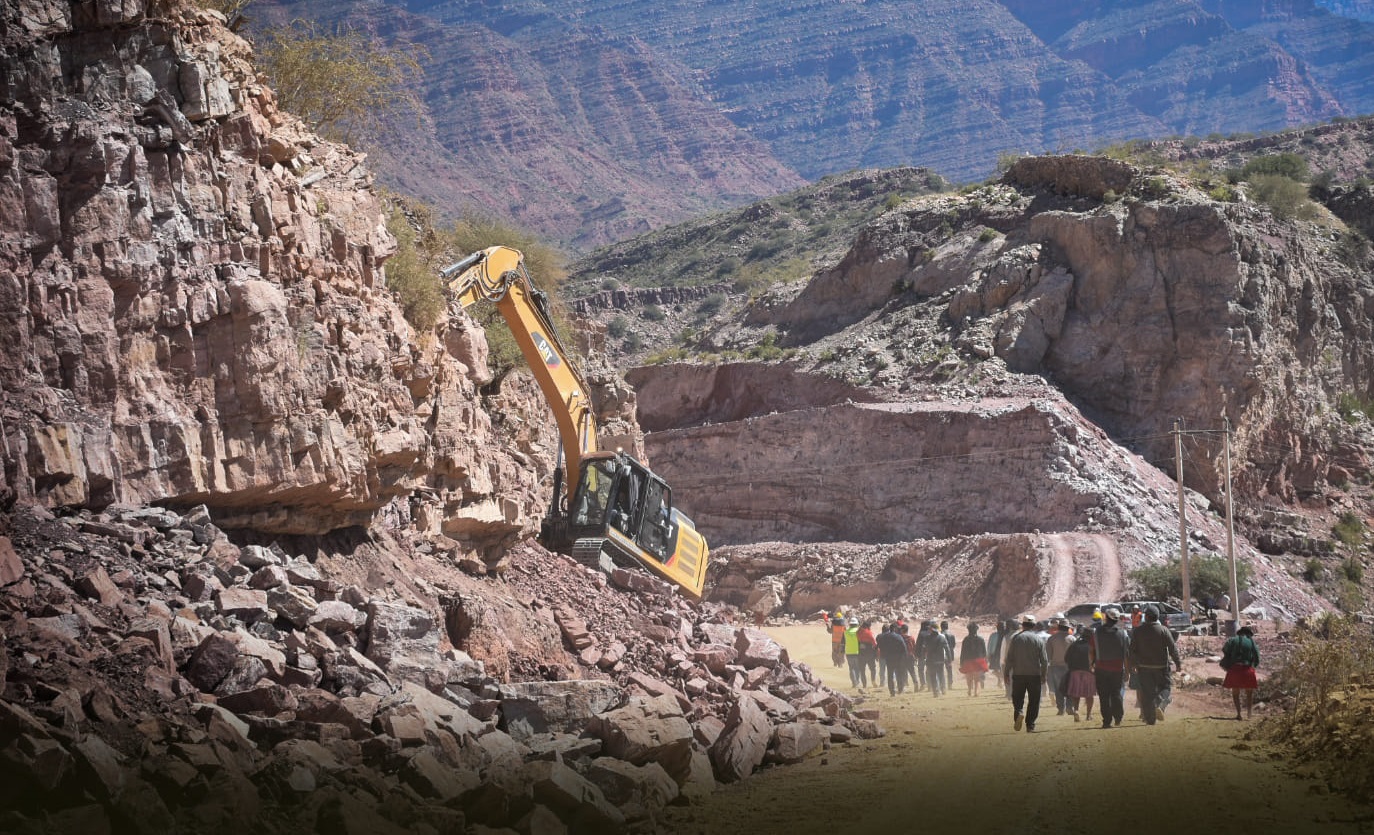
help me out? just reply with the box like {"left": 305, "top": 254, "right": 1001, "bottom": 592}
{"left": 0, "top": 4, "right": 858, "bottom": 831}
{"left": 0, "top": 0, "right": 553, "bottom": 548}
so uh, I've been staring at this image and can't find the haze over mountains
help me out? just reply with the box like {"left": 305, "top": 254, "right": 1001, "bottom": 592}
{"left": 255, "top": 0, "right": 1374, "bottom": 248}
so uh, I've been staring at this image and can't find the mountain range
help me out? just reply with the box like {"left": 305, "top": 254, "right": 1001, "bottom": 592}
{"left": 251, "top": 0, "right": 1374, "bottom": 249}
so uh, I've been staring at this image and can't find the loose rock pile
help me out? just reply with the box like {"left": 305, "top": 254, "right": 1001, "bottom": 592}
{"left": 0, "top": 504, "right": 877, "bottom": 833}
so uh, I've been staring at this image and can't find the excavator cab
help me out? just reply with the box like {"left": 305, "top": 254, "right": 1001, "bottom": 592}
{"left": 549, "top": 451, "right": 708, "bottom": 599}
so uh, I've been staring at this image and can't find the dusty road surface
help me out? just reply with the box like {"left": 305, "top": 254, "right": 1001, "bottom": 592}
{"left": 663, "top": 624, "right": 1374, "bottom": 835}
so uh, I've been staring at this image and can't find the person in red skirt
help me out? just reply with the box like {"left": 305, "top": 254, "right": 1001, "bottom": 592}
{"left": 1221, "top": 624, "right": 1261, "bottom": 719}
{"left": 959, "top": 622, "right": 989, "bottom": 696}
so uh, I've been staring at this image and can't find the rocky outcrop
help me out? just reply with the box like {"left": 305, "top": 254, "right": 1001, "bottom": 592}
{"left": 0, "top": 0, "right": 553, "bottom": 548}
{"left": 626, "top": 155, "right": 1369, "bottom": 620}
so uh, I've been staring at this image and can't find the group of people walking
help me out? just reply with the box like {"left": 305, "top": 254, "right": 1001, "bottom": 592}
{"left": 828, "top": 613, "right": 977, "bottom": 697}
{"left": 825, "top": 604, "right": 1263, "bottom": 730}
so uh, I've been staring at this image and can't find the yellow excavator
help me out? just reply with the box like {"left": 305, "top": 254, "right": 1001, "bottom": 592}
{"left": 441, "top": 246, "right": 710, "bottom": 599}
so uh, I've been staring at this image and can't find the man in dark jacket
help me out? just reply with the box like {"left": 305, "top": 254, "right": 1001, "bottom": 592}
{"left": 1128, "top": 605, "right": 1182, "bottom": 724}
{"left": 917, "top": 620, "right": 949, "bottom": 697}
{"left": 1090, "top": 606, "right": 1132, "bottom": 728}
{"left": 877, "top": 623, "right": 910, "bottom": 695}
{"left": 1004, "top": 614, "right": 1049, "bottom": 732}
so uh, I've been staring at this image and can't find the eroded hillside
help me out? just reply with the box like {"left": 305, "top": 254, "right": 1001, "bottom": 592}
{"left": 587, "top": 154, "right": 1374, "bottom": 622}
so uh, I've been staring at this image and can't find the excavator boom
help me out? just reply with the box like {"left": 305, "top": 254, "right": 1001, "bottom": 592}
{"left": 440, "top": 247, "right": 710, "bottom": 599}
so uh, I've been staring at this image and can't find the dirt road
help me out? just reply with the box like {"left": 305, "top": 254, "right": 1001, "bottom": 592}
{"left": 663, "top": 624, "right": 1374, "bottom": 835}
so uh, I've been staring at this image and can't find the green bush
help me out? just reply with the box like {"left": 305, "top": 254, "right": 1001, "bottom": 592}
{"left": 1302, "top": 558, "right": 1323, "bottom": 583}
{"left": 1128, "top": 553, "right": 1251, "bottom": 602}
{"left": 642, "top": 304, "right": 666, "bottom": 322}
{"left": 1337, "top": 392, "right": 1374, "bottom": 423}
{"left": 383, "top": 206, "right": 446, "bottom": 330}
{"left": 1248, "top": 174, "right": 1321, "bottom": 221}
{"left": 1242, "top": 152, "right": 1310, "bottom": 183}
{"left": 1341, "top": 556, "right": 1365, "bottom": 584}
{"left": 607, "top": 315, "right": 629, "bottom": 339}
{"left": 1334, "top": 512, "right": 1365, "bottom": 547}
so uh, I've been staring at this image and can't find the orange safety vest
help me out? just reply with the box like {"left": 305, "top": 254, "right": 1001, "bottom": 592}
{"left": 831, "top": 622, "right": 846, "bottom": 645}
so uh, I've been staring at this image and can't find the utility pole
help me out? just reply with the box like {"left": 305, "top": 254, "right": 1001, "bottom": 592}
{"left": 1175, "top": 419, "right": 1191, "bottom": 624}
{"left": 1224, "top": 417, "right": 1241, "bottom": 632}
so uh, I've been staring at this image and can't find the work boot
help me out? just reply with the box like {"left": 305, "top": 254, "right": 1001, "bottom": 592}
{"left": 1156, "top": 706, "right": 1165, "bottom": 721}
{"left": 1014, "top": 713, "right": 1023, "bottom": 732}
{"left": 1072, "top": 710, "right": 1080, "bottom": 723}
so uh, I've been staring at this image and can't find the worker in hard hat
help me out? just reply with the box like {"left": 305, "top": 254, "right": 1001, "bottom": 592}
{"left": 831, "top": 610, "right": 846, "bottom": 668}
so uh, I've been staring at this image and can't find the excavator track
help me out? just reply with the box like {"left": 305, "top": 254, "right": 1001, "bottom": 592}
{"left": 573, "top": 537, "right": 616, "bottom": 574}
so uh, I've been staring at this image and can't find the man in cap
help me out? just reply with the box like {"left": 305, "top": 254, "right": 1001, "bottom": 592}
{"left": 1045, "top": 615, "right": 1075, "bottom": 716}
{"left": 1090, "top": 605, "right": 1132, "bottom": 728}
{"left": 1003, "top": 614, "right": 1049, "bottom": 732}
{"left": 1128, "top": 605, "right": 1182, "bottom": 724}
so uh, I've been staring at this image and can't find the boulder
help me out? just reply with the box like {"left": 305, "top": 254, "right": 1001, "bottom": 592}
{"left": 585, "top": 758, "right": 679, "bottom": 820}
{"left": 363, "top": 600, "right": 439, "bottom": 683}
{"left": 710, "top": 695, "right": 771, "bottom": 783}
{"left": 75, "top": 566, "right": 122, "bottom": 606}
{"left": 587, "top": 695, "right": 693, "bottom": 785}
{"left": 215, "top": 588, "right": 269, "bottom": 621}
{"left": 499, "top": 680, "right": 623, "bottom": 741}
{"left": 691, "top": 644, "right": 737, "bottom": 675}
{"left": 523, "top": 760, "right": 625, "bottom": 832}
{"left": 182, "top": 633, "right": 238, "bottom": 692}
{"left": 0, "top": 536, "right": 23, "bottom": 586}
{"left": 733, "top": 628, "right": 788, "bottom": 669}
{"left": 766, "top": 721, "right": 825, "bottom": 764}
{"left": 400, "top": 749, "right": 480, "bottom": 802}
{"left": 267, "top": 585, "right": 318, "bottom": 629}
{"left": 309, "top": 600, "right": 366, "bottom": 634}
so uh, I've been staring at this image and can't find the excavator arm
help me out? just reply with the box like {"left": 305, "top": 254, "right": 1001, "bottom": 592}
{"left": 439, "top": 246, "right": 710, "bottom": 599}
{"left": 442, "top": 246, "right": 596, "bottom": 510}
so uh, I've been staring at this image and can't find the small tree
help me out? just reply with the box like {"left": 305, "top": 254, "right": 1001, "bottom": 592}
{"left": 258, "top": 21, "right": 424, "bottom": 143}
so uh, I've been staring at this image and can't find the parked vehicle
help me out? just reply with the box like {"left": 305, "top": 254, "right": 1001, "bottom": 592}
{"left": 1116, "top": 600, "right": 1192, "bottom": 635}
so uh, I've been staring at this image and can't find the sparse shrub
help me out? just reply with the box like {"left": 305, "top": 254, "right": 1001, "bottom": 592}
{"left": 1208, "top": 184, "right": 1237, "bottom": 202}
{"left": 1102, "top": 189, "right": 1120, "bottom": 203}
{"left": 1334, "top": 512, "right": 1365, "bottom": 547}
{"left": 642, "top": 304, "right": 666, "bottom": 322}
{"left": 818, "top": 348, "right": 837, "bottom": 363}
{"left": 1341, "top": 555, "right": 1365, "bottom": 584}
{"left": 1338, "top": 579, "right": 1364, "bottom": 612}
{"left": 978, "top": 227, "right": 998, "bottom": 242}
{"left": 257, "top": 21, "right": 424, "bottom": 143}
{"left": 1302, "top": 558, "right": 1323, "bottom": 583}
{"left": 697, "top": 292, "right": 728, "bottom": 315}
{"left": 884, "top": 194, "right": 904, "bottom": 210}
{"left": 1337, "top": 392, "right": 1374, "bottom": 423}
{"left": 1336, "top": 231, "right": 1371, "bottom": 268}
{"left": 601, "top": 279, "right": 620, "bottom": 292}
{"left": 607, "top": 315, "right": 629, "bottom": 339}
{"left": 622, "top": 332, "right": 645, "bottom": 353}
{"left": 1143, "top": 176, "right": 1171, "bottom": 198}
{"left": 714, "top": 258, "right": 741, "bottom": 279}
{"left": 383, "top": 206, "right": 445, "bottom": 330}
{"left": 746, "top": 235, "right": 788, "bottom": 261}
